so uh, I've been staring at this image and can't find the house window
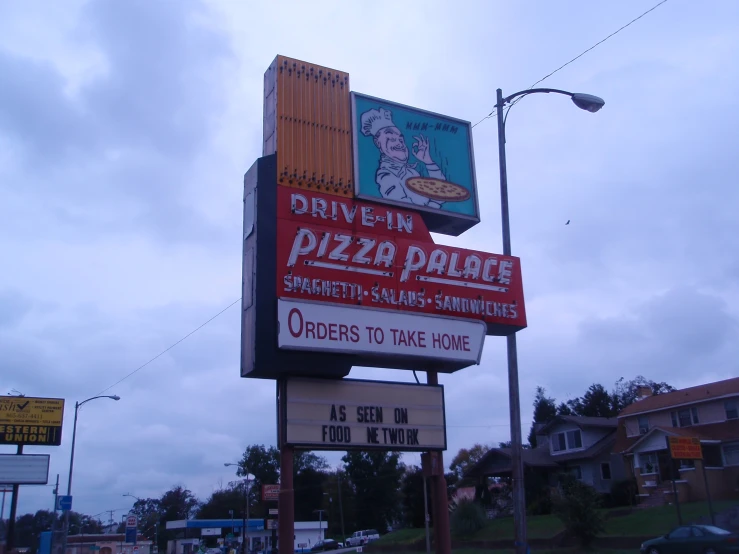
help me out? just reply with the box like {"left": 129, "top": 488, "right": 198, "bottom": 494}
{"left": 601, "top": 462, "right": 612, "bottom": 480}
{"left": 566, "top": 430, "right": 583, "bottom": 449}
{"left": 671, "top": 408, "right": 699, "bottom": 427}
{"left": 638, "top": 416, "right": 649, "bottom": 435}
{"left": 723, "top": 443, "right": 739, "bottom": 466}
{"left": 640, "top": 452, "right": 659, "bottom": 474}
{"left": 726, "top": 400, "right": 738, "bottom": 420}
{"left": 679, "top": 459, "right": 695, "bottom": 470}
{"left": 552, "top": 430, "right": 583, "bottom": 452}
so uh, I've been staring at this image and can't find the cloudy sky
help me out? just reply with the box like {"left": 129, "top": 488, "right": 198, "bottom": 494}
{"left": 2, "top": 0, "right": 738, "bottom": 522}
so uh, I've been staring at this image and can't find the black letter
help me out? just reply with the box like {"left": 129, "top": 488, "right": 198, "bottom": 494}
{"left": 330, "top": 405, "right": 337, "bottom": 421}
{"left": 339, "top": 405, "right": 346, "bottom": 422}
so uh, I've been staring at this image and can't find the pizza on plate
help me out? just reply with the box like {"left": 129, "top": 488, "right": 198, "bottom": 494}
{"left": 405, "top": 177, "right": 471, "bottom": 202}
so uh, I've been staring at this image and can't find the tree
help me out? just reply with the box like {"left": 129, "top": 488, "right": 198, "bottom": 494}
{"left": 197, "top": 485, "right": 245, "bottom": 520}
{"left": 237, "top": 444, "right": 281, "bottom": 489}
{"left": 552, "top": 475, "right": 604, "bottom": 546}
{"left": 568, "top": 384, "right": 615, "bottom": 418}
{"left": 449, "top": 444, "right": 489, "bottom": 486}
{"left": 129, "top": 498, "right": 163, "bottom": 542}
{"left": 160, "top": 486, "right": 200, "bottom": 522}
{"left": 556, "top": 402, "right": 573, "bottom": 416}
{"left": 342, "top": 451, "right": 404, "bottom": 532}
{"left": 11, "top": 510, "right": 102, "bottom": 550}
{"left": 612, "top": 376, "right": 675, "bottom": 412}
{"left": 528, "top": 386, "right": 557, "bottom": 448}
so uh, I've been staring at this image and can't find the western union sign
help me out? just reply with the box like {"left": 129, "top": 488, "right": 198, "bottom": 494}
{"left": 0, "top": 397, "right": 65, "bottom": 446}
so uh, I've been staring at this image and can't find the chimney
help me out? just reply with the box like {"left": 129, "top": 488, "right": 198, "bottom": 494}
{"left": 636, "top": 385, "right": 652, "bottom": 401}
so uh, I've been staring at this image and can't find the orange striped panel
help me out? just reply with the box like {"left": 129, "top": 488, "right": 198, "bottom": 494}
{"left": 263, "top": 56, "right": 353, "bottom": 197}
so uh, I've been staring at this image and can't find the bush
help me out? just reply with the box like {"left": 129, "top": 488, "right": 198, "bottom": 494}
{"left": 609, "top": 478, "right": 638, "bottom": 507}
{"left": 552, "top": 475, "right": 604, "bottom": 546}
{"left": 450, "top": 499, "right": 486, "bottom": 537}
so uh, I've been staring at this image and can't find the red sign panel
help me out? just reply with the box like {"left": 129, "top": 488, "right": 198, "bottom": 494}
{"left": 668, "top": 437, "right": 703, "bottom": 460}
{"left": 276, "top": 189, "right": 526, "bottom": 334}
{"left": 262, "top": 484, "right": 279, "bottom": 502}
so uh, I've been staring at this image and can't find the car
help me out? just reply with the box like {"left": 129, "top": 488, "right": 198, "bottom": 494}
{"left": 640, "top": 524, "right": 739, "bottom": 554}
{"left": 346, "top": 530, "right": 380, "bottom": 546}
{"left": 310, "top": 539, "right": 339, "bottom": 551}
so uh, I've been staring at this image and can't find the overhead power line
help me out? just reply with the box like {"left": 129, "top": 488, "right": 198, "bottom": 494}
{"left": 95, "top": 297, "right": 241, "bottom": 396}
{"left": 471, "top": 0, "right": 669, "bottom": 128}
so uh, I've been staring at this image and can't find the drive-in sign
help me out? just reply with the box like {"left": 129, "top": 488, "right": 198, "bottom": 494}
{"left": 277, "top": 189, "right": 526, "bottom": 336}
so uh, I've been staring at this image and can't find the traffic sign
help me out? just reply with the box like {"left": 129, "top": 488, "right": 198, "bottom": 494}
{"left": 56, "top": 495, "right": 73, "bottom": 511}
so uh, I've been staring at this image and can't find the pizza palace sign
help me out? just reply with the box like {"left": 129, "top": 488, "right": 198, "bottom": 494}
{"left": 276, "top": 188, "right": 526, "bottom": 335}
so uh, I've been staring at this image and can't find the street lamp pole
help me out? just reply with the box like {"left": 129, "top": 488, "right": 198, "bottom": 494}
{"left": 225, "top": 463, "right": 251, "bottom": 554}
{"left": 494, "top": 87, "right": 604, "bottom": 554}
{"left": 62, "top": 395, "right": 121, "bottom": 554}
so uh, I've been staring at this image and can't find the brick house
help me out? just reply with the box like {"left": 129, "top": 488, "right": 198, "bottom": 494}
{"left": 467, "top": 415, "right": 625, "bottom": 494}
{"left": 613, "top": 376, "right": 739, "bottom": 505}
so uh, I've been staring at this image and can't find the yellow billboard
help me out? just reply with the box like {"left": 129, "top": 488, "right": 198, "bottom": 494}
{"left": 0, "top": 397, "right": 65, "bottom": 446}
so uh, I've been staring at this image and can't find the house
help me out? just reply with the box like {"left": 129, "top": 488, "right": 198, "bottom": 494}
{"left": 466, "top": 415, "right": 625, "bottom": 494}
{"left": 614, "top": 376, "right": 739, "bottom": 505}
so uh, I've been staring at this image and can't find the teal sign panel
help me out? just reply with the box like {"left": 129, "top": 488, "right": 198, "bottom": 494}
{"left": 351, "top": 92, "right": 479, "bottom": 236}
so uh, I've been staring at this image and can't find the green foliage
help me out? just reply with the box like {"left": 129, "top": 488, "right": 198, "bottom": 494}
{"left": 400, "top": 466, "right": 428, "bottom": 528}
{"left": 608, "top": 479, "right": 638, "bottom": 507}
{"left": 552, "top": 475, "right": 604, "bottom": 546}
{"left": 450, "top": 499, "right": 486, "bottom": 538}
{"left": 342, "top": 450, "right": 404, "bottom": 533}
{"left": 528, "top": 387, "right": 557, "bottom": 448}
{"left": 197, "top": 485, "right": 246, "bottom": 520}
{"left": 449, "top": 444, "right": 489, "bottom": 485}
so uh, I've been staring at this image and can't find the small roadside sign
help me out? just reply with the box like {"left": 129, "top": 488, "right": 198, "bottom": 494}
{"left": 56, "top": 495, "right": 73, "bottom": 511}
{"left": 268, "top": 508, "right": 278, "bottom": 515}
{"left": 262, "top": 484, "right": 279, "bottom": 502}
{"left": 668, "top": 436, "right": 703, "bottom": 459}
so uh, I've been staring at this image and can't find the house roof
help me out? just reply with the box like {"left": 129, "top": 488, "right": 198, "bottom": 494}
{"left": 613, "top": 420, "right": 739, "bottom": 453}
{"left": 539, "top": 415, "right": 617, "bottom": 434}
{"left": 466, "top": 429, "right": 616, "bottom": 478}
{"left": 618, "top": 376, "right": 739, "bottom": 417}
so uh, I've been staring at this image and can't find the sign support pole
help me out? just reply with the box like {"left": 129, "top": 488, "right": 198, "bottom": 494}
{"left": 6, "top": 444, "right": 23, "bottom": 552}
{"left": 278, "top": 444, "right": 294, "bottom": 554}
{"left": 665, "top": 437, "right": 683, "bottom": 526}
{"left": 700, "top": 461, "right": 715, "bottom": 525}
{"left": 426, "top": 371, "right": 451, "bottom": 554}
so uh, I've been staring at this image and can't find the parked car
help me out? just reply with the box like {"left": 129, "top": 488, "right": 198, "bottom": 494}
{"left": 310, "top": 539, "right": 339, "bottom": 551}
{"left": 640, "top": 525, "right": 739, "bottom": 554}
{"left": 347, "top": 530, "right": 380, "bottom": 546}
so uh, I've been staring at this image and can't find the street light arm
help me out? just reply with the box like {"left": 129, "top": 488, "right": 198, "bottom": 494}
{"left": 77, "top": 395, "right": 120, "bottom": 408}
{"left": 499, "top": 87, "right": 575, "bottom": 107}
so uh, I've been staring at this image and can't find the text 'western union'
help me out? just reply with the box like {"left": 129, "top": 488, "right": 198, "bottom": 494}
{"left": 0, "top": 425, "right": 50, "bottom": 442}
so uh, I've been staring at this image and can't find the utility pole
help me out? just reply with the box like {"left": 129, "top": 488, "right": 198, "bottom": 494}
{"left": 313, "top": 510, "right": 326, "bottom": 542}
{"left": 336, "top": 471, "right": 345, "bottom": 545}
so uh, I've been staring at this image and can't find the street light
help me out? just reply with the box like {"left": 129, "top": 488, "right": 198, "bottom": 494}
{"left": 63, "top": 395, "right": 121, "bottom": 552}
{"left": 494, "top": 86, "right": 604, "bottom": 554}
{"left": 225, "top": 462, "right": 252, "bottom": 554}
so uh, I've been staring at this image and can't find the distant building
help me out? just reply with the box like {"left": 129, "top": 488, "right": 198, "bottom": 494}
{"left": 466, "top": 415, "right": 626, "bottom": 494}
{"left": 165, "top": 519, "right": 327, "bottom": 554}
{"left": 64, "top": 534, "right": 153, "bottom": 554}
{"left": 614, "top": 376, "right": 739, "bottom": 505}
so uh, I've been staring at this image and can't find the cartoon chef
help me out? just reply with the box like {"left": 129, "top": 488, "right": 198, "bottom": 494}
{"left": 360, "top": 107, "right": 446, "bottom": 208}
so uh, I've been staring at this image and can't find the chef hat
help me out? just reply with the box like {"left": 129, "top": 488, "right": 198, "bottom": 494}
{"left": 360, "top": 107, "right": 395, "bottom": 137}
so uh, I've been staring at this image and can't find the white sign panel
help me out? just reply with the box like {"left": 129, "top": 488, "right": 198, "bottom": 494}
{"left": 126, "top": 515, "right": 138, "bottom": 528}
{"left": 283, "top": 378, "right": 446, "bottom": 451}
{"left": 0, "top": 454, "right": 50, "bottom": 484}
{"left": 277, "top": 300, "right": 485, "bottom": 364}
{"left": 201, "top": 528, "right": 221, "bottom": 536}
